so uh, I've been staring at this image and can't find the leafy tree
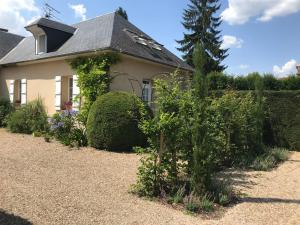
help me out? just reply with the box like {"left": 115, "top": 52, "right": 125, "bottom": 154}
{"left": 177, "top": 0, "right": 228, "bottom": 74}
{"left": 116, "top": 7, "right": 128, "bottom": 20}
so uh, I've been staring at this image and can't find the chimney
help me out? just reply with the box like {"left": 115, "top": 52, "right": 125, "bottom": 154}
{"left": 0, "top": 28, "right": 8, "bottom": 32}
{"left": 297, "top": 64, "right": 300, "bottom": 76}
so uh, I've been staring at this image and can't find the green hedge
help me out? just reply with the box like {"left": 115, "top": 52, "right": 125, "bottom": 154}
{"left": 263, "top": 91, "right": 300, "bottom": 150}
{"left": 208, "top": 72, "right": 300, "bottom": 91}
{"left": 87, "top": 92, "right": 147, "bottom": 151}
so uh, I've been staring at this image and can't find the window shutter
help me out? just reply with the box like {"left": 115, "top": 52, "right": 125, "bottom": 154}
{"left": 21, "top": 79, "right": 27, "bottom": 105}
{"left": 55, "top": 76, "right": 61, "bottom": 111}
{"left": 72, "top": 75, "right": 80, "bottom": 111}
{"left": 9, "top": 80, "right": 15, "bottom": 103}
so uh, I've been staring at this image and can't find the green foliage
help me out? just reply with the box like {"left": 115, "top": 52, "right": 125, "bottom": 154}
{"left": 209, "top": 181, "right": 234, "bottom": 206}
{"left": 184, "top": 192, "right": 200, "bottom": 213}
{"left": 132, "top": 150, "right": 162, "bottom": 197}
{"left": 0, "top": 97, "right": 13, "bottom": 127}
{"left": 116, "top": 7, "right": 128, "bottom": 20}
{"left": 173, "top": 185, "right": 186, "bottom": 204}
{"left": 184, "top": 192, "right": 214, "bottom": 213}
{"left": 199, "top": 194, "right": 214, "bottom": 212}
{"left": 49, "top": 110, "right": 87, "bottom": 147}
{"left": 207, "top": 72, "right": 300, "bottom": 91}
{"left": 254, "top": 76, "right": 265, "bottom": 154}
{"left": 177, "top": 0, "right": 228, "bottom": 73}
{"left": 208, "top": 91, "right": 259, "bottom": 167}
{"left": 87, "top": 92, "right": 147, "bottom": 151}
{"left": 192, "top": 43, "right": 213, "bottom": 195}
{"left": 69, "top": 53, "right": 120, "bottom": 121}
{"left": 134, "top": 70, "right": 194, "bottom": 196}
{"left": 264, "top": 91, "right": 300, "bottom": 150}
{"left": 251, "top": 148, "right": 289, "bottom": 171}
{"left": 133, "top": 46, "right": 270, "bottom": 213}
{"left": 7, "top": 98, "right": 48, "bottom": 134}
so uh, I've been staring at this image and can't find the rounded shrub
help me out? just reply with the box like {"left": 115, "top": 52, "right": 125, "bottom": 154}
{"left": 87, "top": 92, "right": 148, "bottom": 151}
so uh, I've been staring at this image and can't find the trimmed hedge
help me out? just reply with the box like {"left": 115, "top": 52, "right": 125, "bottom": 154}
{"left": 263, "top": 91, "right": 300, "bottom": 150}
{"left": 87, "top": 92, "right": 147, "bottom": 151}
{"left": 208, "top": 72, "right": 300, "bottom": 91}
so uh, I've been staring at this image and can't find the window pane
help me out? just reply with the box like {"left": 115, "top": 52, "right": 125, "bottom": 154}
{"left": 142, "top": 80, "right": 151, "bottom": 104}
{"left": 38, "top": 35, "right": 46, "bottom": 53}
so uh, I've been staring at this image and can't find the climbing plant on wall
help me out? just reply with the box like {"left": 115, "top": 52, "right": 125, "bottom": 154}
{"left": 69, "top": 52, "right": 120, "bottom": 121}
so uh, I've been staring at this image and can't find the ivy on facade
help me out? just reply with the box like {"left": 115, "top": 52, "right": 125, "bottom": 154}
{"left": 69, "top": 52, "right": 120, "bottom": 120}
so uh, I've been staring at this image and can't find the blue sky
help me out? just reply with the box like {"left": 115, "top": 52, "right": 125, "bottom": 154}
{"left": 1, "top": 0, "right": 299, "bottom": 77}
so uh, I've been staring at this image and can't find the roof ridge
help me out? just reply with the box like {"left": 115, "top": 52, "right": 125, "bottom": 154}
{"left": 72, "top": 11, "right": 116, "bottom": 26}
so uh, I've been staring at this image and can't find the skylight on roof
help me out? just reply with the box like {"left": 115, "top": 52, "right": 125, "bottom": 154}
{"left": 149, "top": 41, "right": 162, "bottom": 51}
{"left": 136, "top": 37, "right": 148, "bottom": 46}
{"left": 125, "top": 29, "right": 163, "bottom": 51}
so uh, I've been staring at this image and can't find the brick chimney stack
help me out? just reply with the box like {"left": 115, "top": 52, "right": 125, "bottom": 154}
{"left": 297, "top": 65, "right": 300, "bottom": 76}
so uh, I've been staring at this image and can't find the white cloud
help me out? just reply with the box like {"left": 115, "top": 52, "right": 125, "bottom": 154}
{"left": 273, "top": 59, "right": 297, "bottom": 77}
{"left": 239, "top": 64, "right": 250, "bottom": 70}
{"left": 69, "top": 4, "right": 87, "bottom": 21}
{"left": 0, "top": 0, "right": 40, "bottom": 36}
{"left": 222, "top": 0, "right": 300, "bottom": 25}
{"left": 221, "top": 35, "right": 244, "bottom": 49}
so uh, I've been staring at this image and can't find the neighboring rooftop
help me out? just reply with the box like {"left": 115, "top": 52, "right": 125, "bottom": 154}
{"left": 0, "top": 29, "right": 24, "bottom": 60}
{"left": 0, "top": 12, "right": 192, "bottom": 71}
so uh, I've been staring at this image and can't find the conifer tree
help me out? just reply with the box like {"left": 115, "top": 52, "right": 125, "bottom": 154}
{"left": 177, "top": 0, "right": 228, "bottom": 74}
{"left": 116, "top": 7, "right": 128, "bottom": 20}
{"left": 191, "top": 43, "right": 212, "bottom": 195}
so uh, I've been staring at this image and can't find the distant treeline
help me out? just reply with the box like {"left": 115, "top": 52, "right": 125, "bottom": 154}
{"left": 208, "top": 72, "right": 300, "bottom": 90}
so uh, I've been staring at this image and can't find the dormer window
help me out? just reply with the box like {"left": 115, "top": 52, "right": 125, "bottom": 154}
{"left": 36, "top": 34, "right": 47, "bottom": 54}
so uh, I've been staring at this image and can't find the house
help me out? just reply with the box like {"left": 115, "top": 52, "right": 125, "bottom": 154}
{"left": 0, "top": 12, "right": 192, "bottom": 115}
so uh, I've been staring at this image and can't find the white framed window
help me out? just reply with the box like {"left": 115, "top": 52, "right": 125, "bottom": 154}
{"left": 142, "top": 80, "right": 152, "bottom": 105}
{"left": 36, "top": 34, "right": 47, "bottom": 54}
{"left": 69, "top": 77, "right": 73, "bottom": 102}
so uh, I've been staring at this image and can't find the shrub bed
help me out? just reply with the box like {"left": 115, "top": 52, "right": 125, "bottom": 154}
{"left": 49, "top": 109, "right": 87, "bottom": 147}
{"left": 7, "top": 98, "right": 48, "bottom": 134}
{"left": 87, "top": 92, "right": 148, "bottom": 151}
{"left": 0, "top": 97, "right": 13, "bottom": 127}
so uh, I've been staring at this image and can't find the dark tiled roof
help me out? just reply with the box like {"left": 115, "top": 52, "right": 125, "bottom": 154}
{"left": 0, "top": 12, "right": 193, "bottom": 71}
{"left": 0, "top": 30, "right": 24, "bottom": 59}
{"left": 25, "top": 17, "right": 77, "bottom": 34}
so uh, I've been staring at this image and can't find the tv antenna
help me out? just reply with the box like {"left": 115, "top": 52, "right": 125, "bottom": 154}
{"left": 43, "top": 1, "right": 61, "bottom": 20}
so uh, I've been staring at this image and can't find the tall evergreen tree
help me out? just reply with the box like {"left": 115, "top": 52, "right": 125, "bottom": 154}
{"left": 177, "top": 0, "right": 228, "bottom": 74}
{"left": 191, "top": 43, "right": 212, "bottom": 195}
{"left": 116, "top": 7, "right": 128, "bottom": 20}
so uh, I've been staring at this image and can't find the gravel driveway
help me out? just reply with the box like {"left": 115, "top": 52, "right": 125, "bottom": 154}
{"left": 0, "top": 129, "right": 299, "bottom": 225}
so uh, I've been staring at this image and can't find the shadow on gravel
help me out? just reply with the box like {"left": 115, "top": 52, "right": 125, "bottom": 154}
{"left": 287, "top": 159, "right": 300, "bottom": 163}
{"left": 242, "top": 197, "right": 300, "bottom": 204}
{"left": 0, "top": 210, "right": 32, "bottom": 225}
{"left": 217, "top": 170, "right": 258, "bottom": 189}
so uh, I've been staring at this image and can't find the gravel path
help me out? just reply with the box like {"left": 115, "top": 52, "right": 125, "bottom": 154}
{"left": 0, "top": 129, "right": 299, "bottom": 225}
